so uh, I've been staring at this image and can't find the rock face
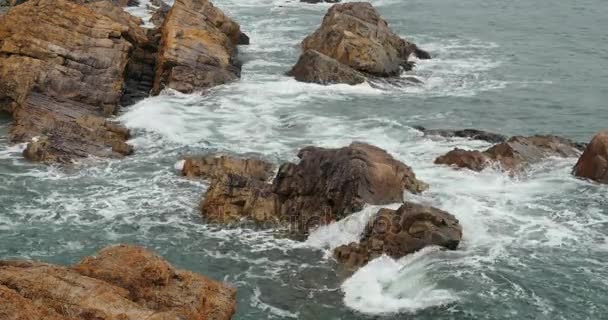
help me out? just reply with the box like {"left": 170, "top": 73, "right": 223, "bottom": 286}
{"left": 435, "top": 135, "right": 583, "bottom": 172}
{"left": 153, "top": 0, "right": 247, "bottom": 94}
{"left": 289, "top": 2, "right": 430, "bottom": 85}
{"left": 0, "top": 245, "right": 236, "bottom": 320}
{"left": 334, "top": 202, "right": 462, "bottom": 268}
{"left": 415, "top": 126, "right": 507, "bottom": 144}
{"left": 0, "top": 0, "right": 143, "bottom": 163}
{"left": 573, "top": 130, "right": 608, "bottom": 183}
{"left": 189, "top": 143, "right": 427, "bottom": 233}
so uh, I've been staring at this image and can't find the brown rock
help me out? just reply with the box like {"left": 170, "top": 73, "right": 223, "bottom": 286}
{"left": 287, "top": 49, "right": 365, "bottom": 85}
{"left": 573, "top": 130, "right": 608, "bottom": 183}
{"left": 0, "top": 245, "right": 236, "bottom": 320}
{"left": 0, "top": 0, "right": 140, "bottom": 163}
{"left": 291, "top": 2, "right": 429, "bottom": 85}
{"left": 274, "top": 142, "right": 428, "bottom": 232}
{"left": 182, "top": 155, "right": 274, "bottom": 181}
{"left": 334, "top": 202, "right": 462, "bottom": 269}
{"left": 435, "top": 135, "right": 583, "bottom": 172}
{"left": 153, "top": 0, "right": 245, "bottom": 94}
{"left": 201, "top": 173, "right": 281, "bottom": 225}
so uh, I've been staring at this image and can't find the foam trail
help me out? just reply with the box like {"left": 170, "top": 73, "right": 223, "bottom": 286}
{"left": 342, "top": 248, "right": 457, "bottom": 315}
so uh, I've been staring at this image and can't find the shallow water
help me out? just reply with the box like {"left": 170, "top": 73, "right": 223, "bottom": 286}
{"left": 1, "top": 0, "right": 607, "bottom": 319}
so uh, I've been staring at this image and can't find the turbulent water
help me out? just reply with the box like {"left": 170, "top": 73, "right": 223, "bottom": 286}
{"left": 1, "top": 0, "right": 608, "bottom": 319}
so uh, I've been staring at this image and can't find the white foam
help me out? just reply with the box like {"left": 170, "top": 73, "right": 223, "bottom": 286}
{"left": 342, "top": 248, "right": 458, "bottom": 315}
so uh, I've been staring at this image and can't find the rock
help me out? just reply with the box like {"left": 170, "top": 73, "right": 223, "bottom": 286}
{"left": 201, "top": 173, "right": 280, "bottom": 225}
{"left": 334, "top": 202, "right": 462, "bottom": 269}
{"left": 414, "top": 126, "right": 507, "bottom": 144}
{"left": 290, "top": 2, "right": 429, "bottom": 85}
{"left": 274, "top": 142, "right": 427, "bottom": 232}
{"left": 435, "top": 135, "right": 583, "bottom": 172}
{"left": 190, "top": 143, "right": 426, "bottom": 234}
{"left": 0, "top": 0, "right": 142, "bottom": 163}
{"left": 573, "top": 130, "right": 608, "bottom": 183}
{"left": 150, "top": 0, "right": 170, "bottom": 26}
{"left": 0, "top": 245, "right": 236, "bottom": 320}
{"left": 153, "top": 0, "right": 245, "bottom": 94}
{"left": 287, "top": 49, "right": 365, "bottom": 85}
{"left": 182, "top": 154, "right": 274, "bottom": 181}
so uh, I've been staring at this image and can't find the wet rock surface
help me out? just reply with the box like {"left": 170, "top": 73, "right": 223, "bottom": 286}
{"left": 287, "top": 49, "right": 365, "bottom": 85}
{"left": 182, "top": 155, "right": 275, "bottom": 181}
{"left": 153, "top": 0, "right": 247, "bottom": 94}
{"left": 573, "top": 130, "right": 608, "bottom": 183}
{"left": 334, "top": 202, "right": 462, "bottom": 269}
{"left": 435, "top": 135, "right": 583, "bottom": 172}
{"left": 290, "top": 2, "right": 430, "bottom": 85}
{"left": 0, "top": 245, "right": 236, "bottom": 320}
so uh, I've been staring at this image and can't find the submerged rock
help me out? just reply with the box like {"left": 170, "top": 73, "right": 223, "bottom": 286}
{"left": 0, "top": 245, "right": 236, "bottom": 320}
{"left": 573, "top": 130, "right": 608, "bottom": 183}
{"left": 334, "top": 202, "right": 462, "bottom": 269}
{"left": 153, "top": 0, "right": 247, "bottom": 94}
{"left": 435, "top": 135, "right": 583, "bottom": 172}
{"left": 414, "top": 126, "right": 507, "bottom": 144}
{"left": 290, "top": 2, "right": 430, "bottom": 85}
{"left": 189, "top": 143, "right": 427, "bottom": 233}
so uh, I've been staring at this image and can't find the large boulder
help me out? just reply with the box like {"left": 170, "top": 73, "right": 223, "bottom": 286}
{"left": 289, "top": 2, "right": 430, "bottom": 85}
{"left": 153, "top": 0, "right": 247, "bottom": 94}
{"left": 573, "top": 130, "right": 608, "bottom": 183}
{"left": 190, "top": 143, "right": 428, "bottom": 234}
{"left": 0, "top": 0, "right": 144, "bottom": 163}
{"left": 274, "top": 143, "right": 428, "bottom": 230}
{"left": 334, "top": 202, "right": 462, "bottom": 269}
{"left": 435, "top": 135, "right": 583, "bottom": 172}
{"left": 0, "top": 245, "right": 236, "bottom": 320}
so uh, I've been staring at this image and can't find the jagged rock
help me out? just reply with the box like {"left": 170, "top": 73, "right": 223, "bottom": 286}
{"left": 0, "top": 0, "right": 143, "bottom": 163}
{"left": 573, "top": 130, "right": 608, "bottom": 183}
{"left": 414, "top": 126, "right": 507, "bottom": 144}
{"left": 182, "top": 155, "right": 274, "bottom": 181}
{"left": 153, "top": 0, "right": 247, "bottom": 94}
{"left": 287, "top": 49, "right": 365, "bottom": 85}
{"left": 290, "top": 2, "right": 430, "bottom": 85}
{"left": 0, "top": 245, "right": 236, "bottom": 320}
{"left": 435, "top": 135, "right": 583, "bottom": 172}
{"left": 334, "top": 202, "right": 462, "bottom": 268}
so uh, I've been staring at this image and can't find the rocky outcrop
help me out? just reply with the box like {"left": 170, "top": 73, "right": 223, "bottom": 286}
{"left": 435, "top": 135, "right": 584, "bottom": 172}
{"left": 573, "top": 130, "right": 608, "bottom": 183}
{"left": 0, "top": 0, "right": 143, "bottom": 163}
{"left": 414, "top": 126, "right": 507, "bottom": 144}
{"left": 334, "top": 202, "right": 462, "bottom": 268}
{"left": 153, "top": 0, "right": 247, "bottom": 94}
{"left": 0, "top": 245, "right": 236, "bottom": 320}
{"left": 189, "top": 143, "right": 427, "bottom": 233}
{"left": 289, "top": 2, "right": 430, "bottom": 85}
{"left": 150, "top": 0, "right": 170, "bottom": 26}
{"left": 287, "top": 49, "right": 365, "bottom": 85}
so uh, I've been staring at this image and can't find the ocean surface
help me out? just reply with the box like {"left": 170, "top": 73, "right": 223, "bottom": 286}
{"left": 1, "top": 0, "right": 607, "bottom": 319}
